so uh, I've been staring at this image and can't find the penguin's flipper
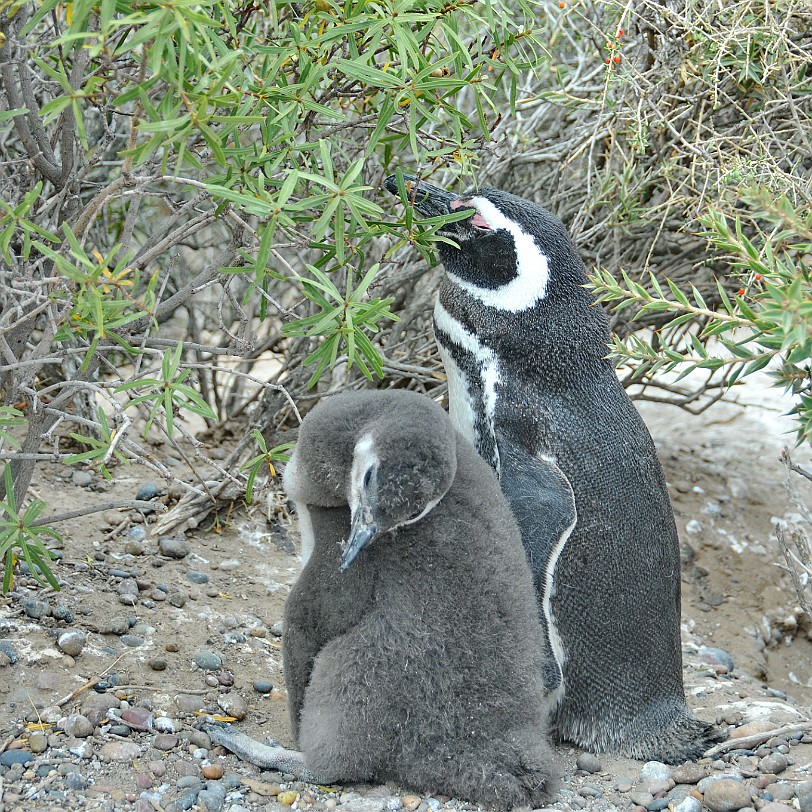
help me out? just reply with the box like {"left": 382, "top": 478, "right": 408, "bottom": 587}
{"left": 497, "top": 439, "right": 577, "bottom": 693}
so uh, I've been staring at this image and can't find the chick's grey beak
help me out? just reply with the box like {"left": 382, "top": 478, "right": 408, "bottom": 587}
{"left": 340, "top": 505, "right": 379, "bottom": 572}
{"left": 383, "top": 173, "right": 459, "bottom": 218}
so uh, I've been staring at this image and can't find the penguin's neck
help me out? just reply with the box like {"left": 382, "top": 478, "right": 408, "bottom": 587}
{"left": 434, "top": 282, "right": 614, "bottom": 471}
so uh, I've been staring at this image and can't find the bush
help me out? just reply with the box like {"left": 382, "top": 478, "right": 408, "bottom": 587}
{"left": 0, "top": 0, "right": 547, "bottom": 588}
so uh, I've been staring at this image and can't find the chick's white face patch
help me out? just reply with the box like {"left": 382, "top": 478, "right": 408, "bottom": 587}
{"left": 447, "top": 196, "right": 550, "bottom": 313}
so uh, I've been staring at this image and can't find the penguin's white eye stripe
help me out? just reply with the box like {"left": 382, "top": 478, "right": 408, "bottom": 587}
{"left": 446, "top": 196, "right": 550, "bottom": 313}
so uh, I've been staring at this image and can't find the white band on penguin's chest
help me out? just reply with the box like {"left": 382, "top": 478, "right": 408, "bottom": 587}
{"left": 447, "top": 196, "right": 550, "bottom": 313}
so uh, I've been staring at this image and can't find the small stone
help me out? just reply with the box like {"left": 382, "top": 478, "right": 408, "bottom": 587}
{"left": 202, "top": 764, "right": 224, "bottom": 779}
{"left": 640, "top": 762, "right": 672, "bottom": 783}
{"left": 159, "top": 536, "right": 190, "bottom": 559}
{"left": 66, "top": 737, "right": 93, "bottom": 759}
{"left": 96, "top": 615, "right": 130, "bottom": 636}
{"left": 99, "top": 741, "right": 141, "bottom": 762}
{"left": 169, "top": 590, "right": 188, "bottom": 608}
{"left": 193, "top": 651, "right": 223, "bottom": 671}
{"left": 278, "top": 791, "right": 298, "bottom": 806}
{"left": 175, "top": 694, "right": 206, "bottom": 714}
{"left": 187, "top": 570, "right": 209, "bottom": 584}
{"left": 673, "top": 797, "right": 702, "bottom": 812}
{"left": 576, "top": 752, "right": 602, "bottom": 773}
{"left": 154, "top": 716, "right": 177, "bottom": 733}
{"left": 270, "top": 621, "right": 284, "bottom": 637}
{"left": 0, "top": 641, "right": 19, "bottom": 665}
{"left": 57, "top": 630, "right": 86, "bottom": 657}
{"left": 72, "top": 470, "right": 92, "bottom": 487}
{"left": 253, "top": 680, "right": 274, "bottom": 694}
{"left": 22, "top": 598, "right": 51, "bottom": 619}
{"left": 671, "top": 763, "right": 709, "bottom": 784}
{"left": 166, "top": 642, "right": 180, "bottom": 652}
{"left": 29, "top": 732, "right": 48, "bottom": 753}
{"left": 153, "top": 733, "right": 179, "bottom": 751}
{"left": 63, "top": 713, "right": 93, "bottom": 738}
{"left": 768, "top": 784, "right": 795, "bottom": 801}
{"left": 121, "top": 706, "right": 152, "bottom": 730}
{"left": 148, "top": 657, "right": 168, "bottom": 671}
{"left": 108, "top": 724, "right": 131, "bottom": 737}
{"left": 149, "top": 760, "right": 167, "bottom": 776}
{"left": 760, "top": 754, "right": 788, "bottom": 775}
{"left": 218, "top": 693, "right": 248, "bottom": 721}
{"left": 402, "top": 796, "right": 421, "bottom": 811}
{"left": 218, "top": 559, "right": 241, "bottom": 571}
{"left": 631, "top": 792, "right": 655, "bottom": 807}
{"left": 120, "top": 634, "right": 145, "bottom": 647}
{"left": 731, "top": 720, "right": 778, "bottom": 739}
{"left": 698, "top": 646, "right": 735, "bottom": 673}
{"left": 703, "top": 778, "right": 752, "bottom": 812}
{"left": 136, "top": 482, "right": 160, "bottom": 501}
{"left": 760, "top": 805, "right": 792, "bottom": 812}
{"left": 135, "top": 772, "right": 153, "bottom": 790}
{"left": 52, "top": 604, "right": 74, "bottom": 622}
{"left": 0, "top": 750, "right": 33, "bottom": 767}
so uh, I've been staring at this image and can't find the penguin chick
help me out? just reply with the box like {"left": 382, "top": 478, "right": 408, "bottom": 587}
{"left": 206, "top": 390, "right": 559, "bottom": 809}
{"left": 384, "top": 175, "right": 723, "bottom": 763}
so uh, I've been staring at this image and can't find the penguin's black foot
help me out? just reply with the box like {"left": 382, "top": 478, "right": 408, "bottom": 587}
{"left": 635, "top": 714, "right": 727, "bottom": 765}
{"left": 554, "top": 706, "right": 725, "bottom": 764}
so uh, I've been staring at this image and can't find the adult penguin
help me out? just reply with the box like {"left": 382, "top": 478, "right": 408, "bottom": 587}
{"left": 384, "top": 175, "right": 721, "bottom": 763}
{"left": 206, "top": 390, "right": 559, "bottom": 809}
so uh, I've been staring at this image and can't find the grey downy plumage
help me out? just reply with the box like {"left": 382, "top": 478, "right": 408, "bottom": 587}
{"left": 206, "top": 389, "right": 559, "bottom": 809}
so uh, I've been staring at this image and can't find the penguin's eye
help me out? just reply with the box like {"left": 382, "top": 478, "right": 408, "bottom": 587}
{"left": 363, "top": 467, "right": 373, "bottom": 488}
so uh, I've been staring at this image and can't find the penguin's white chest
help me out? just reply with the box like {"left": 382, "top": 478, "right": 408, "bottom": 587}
{"left": 433, "top": 299, "right": 501, "bottom": 471}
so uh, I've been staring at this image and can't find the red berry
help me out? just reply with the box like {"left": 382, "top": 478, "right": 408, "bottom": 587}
{"left": 617, "top": 27, "right": 624, "bottom": 36}
{"left": 613, "top": 54, "right": 621, "bottom": 63}
{"left": 605, "top": 57, "right": 611, "bottom": 64}
{"left": 737, "top": 288, "right": 746, "bottom": 295}
{"left": 755, "top": 273, "right": 762, "bottom": 281}
{"left": 559, "top": 1, "right": 565, "bottom": 7}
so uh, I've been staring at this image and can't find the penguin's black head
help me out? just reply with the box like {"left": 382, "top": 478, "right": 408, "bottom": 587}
{"left": 384, "top": 174, "right": 587, "bottom": 309}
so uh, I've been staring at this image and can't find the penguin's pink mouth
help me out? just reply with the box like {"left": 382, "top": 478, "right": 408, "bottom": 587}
{"left": 450, "top": 199, "right": 491, "bottom": 232}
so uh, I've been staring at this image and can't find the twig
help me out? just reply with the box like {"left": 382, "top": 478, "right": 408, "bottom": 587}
{"left": 704, "top": 721, "right": 812, "bottom": 757}
{"left": 32, "top": 500, "right": 166, "bottom": 527}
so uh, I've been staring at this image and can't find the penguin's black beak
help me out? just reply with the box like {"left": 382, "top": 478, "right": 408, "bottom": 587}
{"left": 340, "top": 504, "right": 379, "bottom": 572}
{"left": 383, "top": 173, "right": 460, "bottom": 218}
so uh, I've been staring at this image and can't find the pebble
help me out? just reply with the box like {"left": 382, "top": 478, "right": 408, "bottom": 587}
{"left": 72, "top": 470, "right": 92, "bottom": 487}
{"left": 0, "top": 641, "right": 19, "bottom": 664}
{"left": 153, "top": 733, "right": 179, "bottom": 751}
{"left": 253, "top": 680, "right": 274, "bottom": 694}
{"left": 99, "top": 741, "right": 141, "bottom": 762}
{"left": 699, "top": 645, "right": 735, "bottom": 673}
{"left": 175, "top": 694, "right": 206, "bottom": 713}
{"left": 194, "top": 651, "right": 223, "bottom": 671}
{"left": 673, "top": 798, "right": 702, "bottom": 812}
{"left": 576, "top": 752, "right": 602, "bottom": 773}
{"left": 218, "top": 559, "right": 241, "bottom": 571}
{"left": 137, "top": 481, "right": 161, "bottom": 500}
{"left": 121, "top": 706, "right": 153, "bottom": 730}
{"left": 187, "top": 570, "right": 209, "bottom": 584}
{"left": 22, "top": 598, "right": 51, "bottom": 619}
{"left": 703, "top": 778, "right": 753, "bottom": 812}
{"left": 640, "top": 762, "right": 671, "bottom": 782}
{"left": 671, "top": 763, "right": 709, "bottom": 784}
{"left": 121, "top": 633, "right": 145, "bottom": 647}
{"left": 203, "top": 764, "right": 225, "bottom": 779}
{"left": 760, "top": 753, "right": 788, "bottom": 774}
{"left": 278, "top": 791, "right": 298, "bottom": 805}
{"left": 57, "top": 630, "right": 86, "bottom": 657}
{"left": 63, "top": 713, "right": 94, "bottom": 738}
{"left": 0, "top": 750, "right": 34, "bottom": 767}
{"left": 29, "top": 732, "right": 48, "bottom": 753}
{"left": 154, "top": 716, "right": 177, "bottom": 733}
{"left": 52, "top": 604, "right": 74, "bottom": 622}
{"left": 218, "top": 693, "right": 248, "bottom": 720}
{"left": 159, "top": 536, "right": 190, "bottom": 558}
{"left": 66, "top": 737, "right": 93, "bottom": 758}
{"left": 768, "top": 784, "right": 795, "bottom": 801}
{"left": 149, "top": 657, "right": 168, "bottom": 671}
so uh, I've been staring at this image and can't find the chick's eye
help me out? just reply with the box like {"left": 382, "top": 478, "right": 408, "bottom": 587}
{"left": 363, "top": 468, "right": 373, "bottom": 488}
